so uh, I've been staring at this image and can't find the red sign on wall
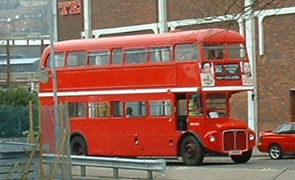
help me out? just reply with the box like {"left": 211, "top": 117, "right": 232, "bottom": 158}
{"left": 58, "top": 0, "right": 81, "bottom": 16}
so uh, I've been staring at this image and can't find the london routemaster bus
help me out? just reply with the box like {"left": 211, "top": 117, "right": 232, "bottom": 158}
{"left": 39, "top": 29, "right": 255, "bottom": 165}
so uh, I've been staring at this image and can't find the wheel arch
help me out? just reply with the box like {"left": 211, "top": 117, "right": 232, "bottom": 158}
{"left": 268, "top": 142, "right": 281, "bottom": 152}
{"left": 70, "top": 131, "right": 88, "bottom": 154}
{"left": 177, "top": 131, "right": 204, "bottom": 156}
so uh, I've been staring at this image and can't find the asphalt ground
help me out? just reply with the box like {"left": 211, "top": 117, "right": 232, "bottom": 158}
{"left": 71, "top": 149, "right": 295, "bottom": 180}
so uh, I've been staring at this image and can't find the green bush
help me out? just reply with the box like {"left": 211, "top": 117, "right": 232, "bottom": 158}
{"left": 0, "top": 87, "right": 37, "bottom": 106}
{"left": 0, "top": 87, "right": 38, "bottom": 138}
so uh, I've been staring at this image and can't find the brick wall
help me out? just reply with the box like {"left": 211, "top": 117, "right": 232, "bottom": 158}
{"left": 92, "top": 0, "right": 157, "bottom": 29}
{"left": 57, "top": 0, "right": 84, "bottom": 40}
{"left": 257, "top": 14, "right": 295, "bottom": 131}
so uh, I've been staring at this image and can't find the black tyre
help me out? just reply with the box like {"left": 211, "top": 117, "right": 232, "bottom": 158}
{"left": 269, "top": 144, "right": 283, "bottom": 160}
{"left": 231, "top": 149, "right": 252, "bottom": 163}
{"left": 70, "top": 136, "right": 87, "bottom": 155}
{"left": 180, "top": 136, "right": 204, "bottom": 166}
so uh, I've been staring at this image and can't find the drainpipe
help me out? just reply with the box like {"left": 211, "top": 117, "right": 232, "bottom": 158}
{"left": 158, "top": 0, "right": 168, "bottom": 33}
{"left": 245, "top": 0, "right": 258, "bottom": 135}
{"left": 84, "top": 0, "right": 92, "bottom": 38}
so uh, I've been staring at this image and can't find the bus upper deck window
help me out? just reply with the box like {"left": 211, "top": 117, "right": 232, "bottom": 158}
{"left": 228, "top": 44, "right": 246, "bottom": 60}
{"left": 204, "top": 44, "right": 224, "bottom": 60}
{"left": 175, "top": 44, "right": 199, "bottom": 61}
{"left": 125, "top": 48, "right": 146, "bottom": 64}
{"left": 46, "top": 53, "right": 65, "bottom": 68}
{"left": 89, "top": 51, "right": 109, "bottom": 66}
{"left": 112, "top": 49, "right": 123, "bottom": 65}
{"left": 67, "top": 51, "right": 87, "bottom": 67}
{"left": 149, "top": 46, "right": 171, "bottom": 63}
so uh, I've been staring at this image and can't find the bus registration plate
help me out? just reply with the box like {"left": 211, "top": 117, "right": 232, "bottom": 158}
{"left": 229, "top": 150, "right": 242, "bottom": 155}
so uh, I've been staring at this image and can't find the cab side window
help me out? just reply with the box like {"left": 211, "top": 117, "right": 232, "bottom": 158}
{"left": 188, "top": 93, "right": 203, "bottom": 117}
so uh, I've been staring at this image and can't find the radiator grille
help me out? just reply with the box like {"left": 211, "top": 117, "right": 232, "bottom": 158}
{"left": 223, "top": 130, "right": 247, "bottom": 151}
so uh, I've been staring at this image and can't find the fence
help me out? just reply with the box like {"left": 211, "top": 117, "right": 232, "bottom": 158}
{"left": 43, "top": 154, "right": 166, "bottom": 179}
{"left": 40, "top": 104, "right": 72, "bottom": 180}
{"left": 0, "top": 104, "right": 38, "bottom": 138}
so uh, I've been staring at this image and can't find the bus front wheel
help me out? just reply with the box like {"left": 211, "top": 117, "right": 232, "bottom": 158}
{"left": 70, "top": 136, "right": 87, "bottom": 155}
{"left": 231, "top": 149, "right": 252, "bottom": 163}
{"left": 180, "top": 136, "right": 204, "bottom": 166}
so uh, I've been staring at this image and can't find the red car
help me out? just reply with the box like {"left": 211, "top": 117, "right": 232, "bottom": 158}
{"left": 257, "top": 122, "right": 295, "bottom": 159}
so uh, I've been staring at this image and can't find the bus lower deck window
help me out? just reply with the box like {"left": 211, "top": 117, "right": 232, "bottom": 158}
{"left": 150, "top": 100, "right": 172, "bottom": 116}
{"left": 68, "top": 103, "right": 87, "bottom": 118}
{"left": 125, "top": 101, "right": 146, "bottom": 117}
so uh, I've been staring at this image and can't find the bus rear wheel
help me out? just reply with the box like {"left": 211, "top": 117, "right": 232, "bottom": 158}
{"left": 231, "top": 149, "right": 252, "bottom": 163}
{"left": 70, "top": 136, "right": 87, "bottom": 155}
{"left": 180, "top": 136, "right": 204, "bottom": 166}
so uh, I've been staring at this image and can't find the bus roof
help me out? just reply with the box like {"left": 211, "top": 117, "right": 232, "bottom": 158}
{"left": 43, "top": 28, "right": 245, "bottom": 54}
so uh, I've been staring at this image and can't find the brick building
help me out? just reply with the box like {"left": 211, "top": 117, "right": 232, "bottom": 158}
{"left": 55, "top": 0, "right": 295, "bottom": 131}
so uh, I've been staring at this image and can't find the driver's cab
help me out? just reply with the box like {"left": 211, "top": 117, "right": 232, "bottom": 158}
{"left": 176, "top": 92, "right": 229, "bottom": 131}
{"left": 204, "top": 93, "right": 229, "bottom": 119}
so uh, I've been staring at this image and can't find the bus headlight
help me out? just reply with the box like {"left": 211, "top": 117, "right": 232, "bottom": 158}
{"left": 209, "top": 136, "right": 216, "bottom": 142}
{"left": 249, "top": 134, "right": 255, "bottom": 141}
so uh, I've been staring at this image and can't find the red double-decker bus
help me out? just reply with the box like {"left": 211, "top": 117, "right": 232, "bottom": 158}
{"left": 39, "top": 29, "right": 255, "bottom": 165}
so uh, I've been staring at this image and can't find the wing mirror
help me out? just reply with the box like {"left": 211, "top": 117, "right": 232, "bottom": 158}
{"left": 37, "top": 67, "right": 49, "bottom": 83}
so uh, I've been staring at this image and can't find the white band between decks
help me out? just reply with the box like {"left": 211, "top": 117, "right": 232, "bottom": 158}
{"left": 38, "top": 86, "right": 253, "bottom": 97}
{"left": 38, "top": 87, "right": 199, "bottom": 97}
